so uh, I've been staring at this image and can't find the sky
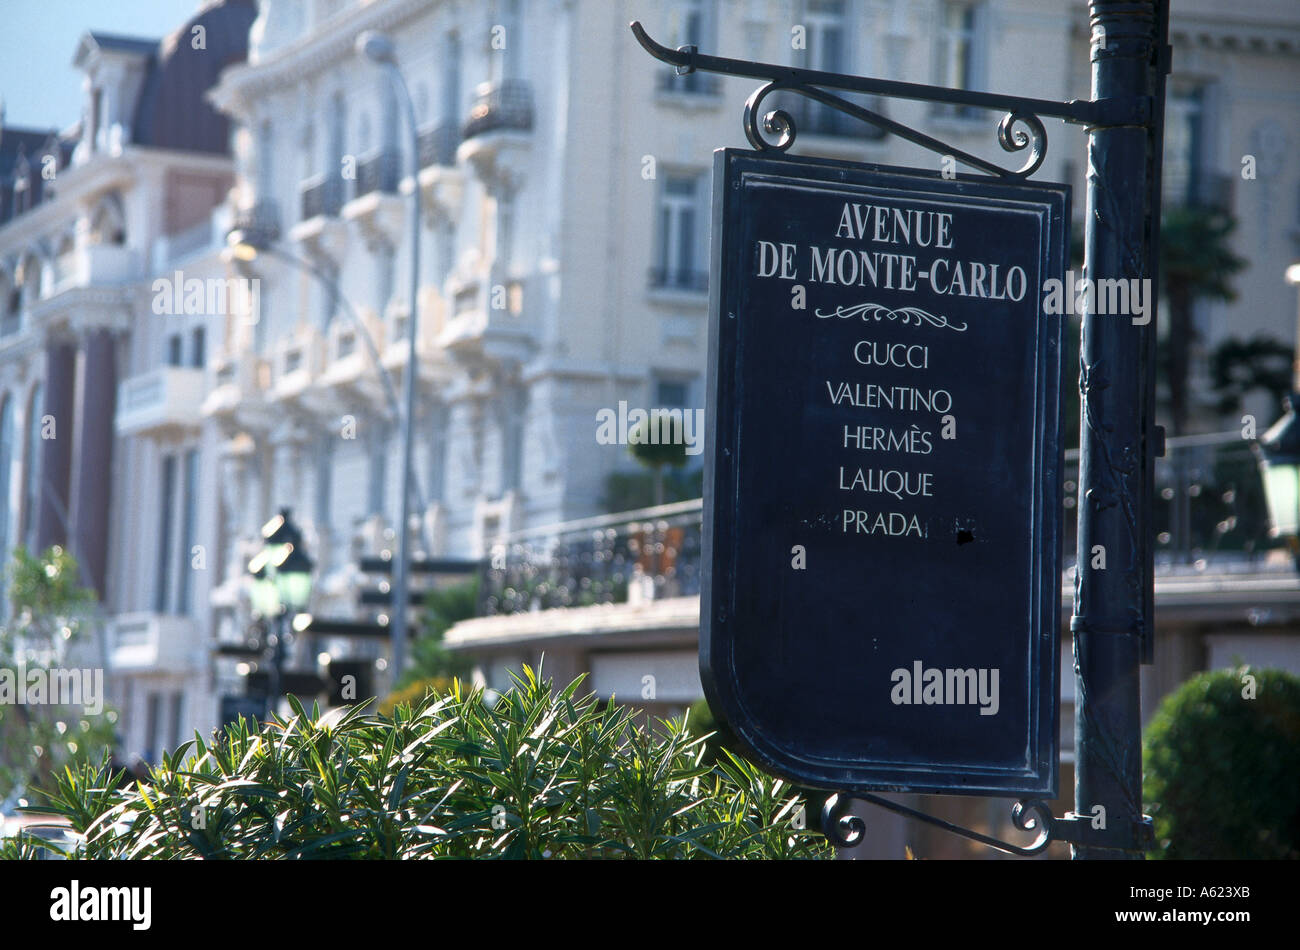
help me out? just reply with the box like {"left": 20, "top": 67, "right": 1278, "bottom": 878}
{"left": 0, "top": 0, "right": 202, "bottom": 131}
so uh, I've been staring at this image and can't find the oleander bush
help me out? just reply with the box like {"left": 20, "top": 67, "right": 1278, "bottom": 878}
{"left": 4, "top": 667, "right": 830, "bottom": 860}
{"left": 1143, "top": 665, "right": 1300, "bottom": 860}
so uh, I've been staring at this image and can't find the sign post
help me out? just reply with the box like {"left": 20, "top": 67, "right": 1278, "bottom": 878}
{"left": 633, "top": 0, "right": 1165, "bottom": 856}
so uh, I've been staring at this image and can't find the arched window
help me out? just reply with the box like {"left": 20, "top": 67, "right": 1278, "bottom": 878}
{"left": 23, "top": 383, "right": 43, "bottom": 550}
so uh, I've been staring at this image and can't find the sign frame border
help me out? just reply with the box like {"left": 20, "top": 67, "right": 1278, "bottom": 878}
{"left": 700, "top": 147, "right": 1069, "bottom": 797}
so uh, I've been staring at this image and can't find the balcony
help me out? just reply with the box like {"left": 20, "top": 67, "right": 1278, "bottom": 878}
{"left": 435, "top": 278, "right": 537, "bottom": 366}
{"left": 458, "top": 81, "right": 533, "bottom": 191}
{"left": 356, "top": 148, "right": 400, "bottom": 197}
{"left": 201, "top": 351, "right": 273, "bottom": 431}
{"left": 293, "top": 174, "right": 348, "bottom": 254}
{"left": 300, "top": 173, "right": 345, "bottom": 219}
{"left": 115, "top": 366, "right": 206, "bottom": 438}
{"left": 230, "top": 199, "right": 281, "bottom": 247}
{"left": 317, "top": 308, "right": 387, "bottom": 408}
{"left": 109, "top": 613, "right": 204, "bottom": 673}
{"left": 343, "top": 149, "right": 404, "bottom": 245}
{"left": 272, "top": 328, "right": 325, "bottom": 403}
{"left": 462, "top": 79, "right": 534, "bottom": 139}
{"left": 418, "top": 122, "right": 459, "bottom": 169}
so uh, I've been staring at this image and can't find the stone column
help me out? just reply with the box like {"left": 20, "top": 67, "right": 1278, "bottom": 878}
{"left": 70, "top": 328, "right": 117, "bottom": 598}
{"left": 34, "top": 338, "right": 77, "bottom": 553}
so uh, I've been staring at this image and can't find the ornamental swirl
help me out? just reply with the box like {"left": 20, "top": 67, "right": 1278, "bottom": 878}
{"left": 814, "top": 303, "right": 969, "bottom": 332}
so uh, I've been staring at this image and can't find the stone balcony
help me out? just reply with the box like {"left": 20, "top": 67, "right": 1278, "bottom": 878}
{"left": 436, "top": 277, "right": 537, "bottom": 367}
{"left": 109, "top": 612, "right": 205, "bottom": 673}
{"left": 115, "top": 365, "right": 207, "bottom": 438}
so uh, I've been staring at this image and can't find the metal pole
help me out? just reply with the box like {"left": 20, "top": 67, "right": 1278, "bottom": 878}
{"left": 384, "top": 62, "right": 421, "bottom": 682}
{"left": 1071, "top": 0, "right": 1166, "bottom": 859}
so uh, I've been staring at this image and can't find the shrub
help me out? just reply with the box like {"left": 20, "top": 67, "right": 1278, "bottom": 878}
{"left": 5, "top": 668, "right": 831, "bottom": 860}
{"left": 1143, "top": 665, "right": 1300, "bottom": 859}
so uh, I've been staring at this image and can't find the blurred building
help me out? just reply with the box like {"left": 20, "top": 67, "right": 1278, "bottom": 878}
{"left": 0, "top": 0, "right": 1297, "bottom": 856}
{"left": 0, "top": 0, "right": 258, "bottom": 761}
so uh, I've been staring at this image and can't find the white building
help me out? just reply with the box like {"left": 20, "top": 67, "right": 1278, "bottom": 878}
{"left": 2, "top": 0, "right": 1298, "bottom": 780}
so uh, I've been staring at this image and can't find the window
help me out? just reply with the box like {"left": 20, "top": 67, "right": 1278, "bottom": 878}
{"left": 428, "top": 404, "right": 447, "bottom": 505}
{"left": 443, "top": 33, "right": 462, "bottom": 127}
{"left": 191, "top": 326, "right": 206, "bottom": 368}
{"left": 367, "top": 421, "right": 389, "bottom": 517}
{"left": 934, "top": 1, "right": 987, "bottom": 119}
{"left": 652, "top": 174, "right": 706, "bottom": 292}
{"left": 660, "top": 0, "right": 718, "bottom": 95}
{"left": 655, "top": 379, "right": 691, "bottom": 410}
{"left": 789, "top": 0, "right": 880, "bottom": 137}
{"left": 22, "top": 384, "right": 42, "bottom": 549}
{"left": 501, "top": 386, "right": 526, "bottom": 494}
{"left": 156, "top": 454, "right": 176, "bottom": 613}
{"left": 145, "top": 691, "right": 161, "bottom": 762}
{"left": 168, "top": 692, "right": 184, "bottom": 754}
{"left": 176, "top": 449, "right": 198, "bottom": 615}
{"left": 167, "top": 334, "right": 183, "bottom": 367}
{"left": 1164, "top": 87, "right": 1205, "bottom": 207}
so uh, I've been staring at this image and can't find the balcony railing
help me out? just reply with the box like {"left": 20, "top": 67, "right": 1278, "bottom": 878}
{"left": 231, "top": 199, "right": 281, "bottom": 245}
{"left": 418, "top": 122, "right": 459, "bottom": 168}
{"left": 463, "top": 79, "right": 534, "bottom": 139}
{"left": 301, "top": 174, "right": 345, "bottom": 220}
{"left": 474, "top": 434, "right": 1284, "bottom": 621}
{"left": 479, "top": 500, "right": 703, "bottom": 617}
{"left": 648, "top": 267, "right": 708, "bottom": 293}
{"left": 356, "top": 148, "right": 400, "bottom": 197}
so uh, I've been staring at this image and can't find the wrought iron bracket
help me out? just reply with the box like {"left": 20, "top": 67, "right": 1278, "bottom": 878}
{"left": 631, "top": 21, "right": 1152, "bottom": 181}
{"left": 821, "top": 793, "right": 1154, "bottom": 856}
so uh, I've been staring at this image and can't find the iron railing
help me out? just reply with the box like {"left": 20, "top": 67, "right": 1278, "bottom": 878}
{"left": 418, "top": 122, "right": 459, "bottom": 168}
{"left": 463, "top": 79, "right": 535, "bottom": 139}
{"left": 356, "top": 149, "right": 401, "bottom": 197}
{"left": 300, "top": 174, "right": 344, "bottom": 220}
{"left": 476, "top": 435, "right": 1280, "bottom": 619}
{"left": 478, "top": 500, "right": 703, "bottom": 617}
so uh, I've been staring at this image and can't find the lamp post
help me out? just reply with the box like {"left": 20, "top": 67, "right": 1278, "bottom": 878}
{"left": 223, "top": 232, "right": 431, "bottom": 541}
{"left": 247, "top": 508, "right": 315, "bottom": 717}
{"left": 358, "top": 30, "right": 421, "bottom": 682}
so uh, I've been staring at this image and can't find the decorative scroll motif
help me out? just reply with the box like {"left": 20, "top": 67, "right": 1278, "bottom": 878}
{"left": 815, "top": 303, "right": 969, "bottom": 332}
{"left": 820, "top": 793, "right": 1056, "bottom": 857}
{"left": 629, "top": 21, "right": 1099, "bottom": 182}
{"left": 741, "top": 80, "right": 1048, "bottom": 180}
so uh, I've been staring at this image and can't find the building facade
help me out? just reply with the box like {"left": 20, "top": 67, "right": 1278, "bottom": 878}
{"left": 1, "top": 0, "right": 1298, "bottom": 798}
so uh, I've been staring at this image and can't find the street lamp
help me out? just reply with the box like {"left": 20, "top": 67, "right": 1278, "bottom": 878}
{"left": 357, "top": 29, "right": 422, "bottom": 682}
{"left": 1257, "top": 395, "right": 1300, "bottom": 565}
{"left": 247, "top": 508, "right": 315, "bottom": 716}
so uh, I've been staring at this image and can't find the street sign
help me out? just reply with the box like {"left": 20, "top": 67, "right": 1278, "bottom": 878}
{"left": 701, "top": 150, "right": 1068, "bottom": 796}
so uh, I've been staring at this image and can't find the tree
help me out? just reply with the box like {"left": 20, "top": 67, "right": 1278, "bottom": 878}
{"left": 628, "top": 417, "right": 689, "bottom": 506}
{"left": 1159, "top": 205, "right": 1247, "bottom": 436}
{"left": 0, "top": 546, "right": 116, "bottom": 804}
{"left": 1143, "top": 665, "right": 1300, "bottom": 859}
{"left": 1208, "top": 335, "right": 1294, "bottom": 418}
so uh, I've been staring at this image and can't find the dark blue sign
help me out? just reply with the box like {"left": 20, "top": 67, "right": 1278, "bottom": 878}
{"left": 701, "top": 150, "right": 1068, "bottom": 796}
